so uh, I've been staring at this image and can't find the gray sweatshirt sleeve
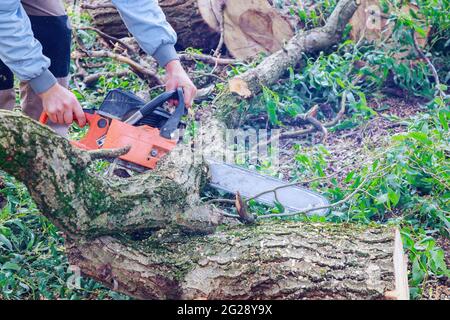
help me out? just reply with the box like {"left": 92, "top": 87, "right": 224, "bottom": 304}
{"left": 0, "top": 1, "right": 57, "bottom": 94}
{"left": 111, "top": 0, "right": 178, "bottom": 67}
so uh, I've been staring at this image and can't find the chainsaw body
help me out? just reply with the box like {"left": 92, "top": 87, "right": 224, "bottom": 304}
{"left": 102, "top": 119, "right": 176, "bottom": 169}
{"left": 41, "top": 88, "right": 186, "bottom": 170}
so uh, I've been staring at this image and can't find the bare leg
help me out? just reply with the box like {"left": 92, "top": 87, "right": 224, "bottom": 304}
{"left": 20, "top": 76, "right": 70, "bottom": 137}
{"left": 0, "top": 89, "right": 16, "bottom": 111}
{"left": 0, "top": 59, "right": 15, "bottom": 111}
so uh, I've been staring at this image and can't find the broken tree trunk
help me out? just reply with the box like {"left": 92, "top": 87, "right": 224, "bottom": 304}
{"left": 82, "top": 0, "right": 294, "bottom": 59}
{"left": 225, "top": 0, "right": 360, "bottom": 125}
{"left": 0, "top": 0, "right": 410, "bottom": 300}
{"left": 0, "top": 114, "right": 408, "bottom": 299}
{"left": 349, "top": 0, "right": 429, "bottom": 58}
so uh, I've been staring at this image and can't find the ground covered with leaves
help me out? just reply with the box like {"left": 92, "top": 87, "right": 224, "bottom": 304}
{"left": 0, "top": 0, "right": 449, "bottom": 299}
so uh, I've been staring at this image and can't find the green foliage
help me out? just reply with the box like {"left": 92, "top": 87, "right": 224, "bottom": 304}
{"left": 1, "top": 0, "right": 448, "bottom": 300}
{"left": 0, "top": 173, "right": 128, "bottom": 300}
{"left": 289, "top": 98, "right": 449, "bottom": 297}
{"left": 249, "top": 38, "right": 445, "bottom": 128}
{"left": 285, "top": 0, "right": 338, "bottom": 30}
{"left": 402, "top": 228, "right": 448, "bottom": 298}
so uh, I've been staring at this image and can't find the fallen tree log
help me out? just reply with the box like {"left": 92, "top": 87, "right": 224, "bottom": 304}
{"left": 0, "top": 0, "right": 410, "bottom": 300}
{"left": 82, "top": 0, "right": 294, "bottom": 59}
{"left": 68, "top": 221, "right": 409, "bottom": 299}
{"left": 0, "top": 115, "right": 408, "bottom": 299}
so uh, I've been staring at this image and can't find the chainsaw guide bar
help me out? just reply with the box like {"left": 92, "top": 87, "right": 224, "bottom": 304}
{"left": 207, "top": 160, "right": 329, "bottom": 216}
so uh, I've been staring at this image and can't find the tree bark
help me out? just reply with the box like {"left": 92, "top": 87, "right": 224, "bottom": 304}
{"left": 0, "top": 92, "right": 409, "bottom": 300}
{"left": 349, "top": 0, "right": 429, "bottom": 59}
{"left": 223, "top": 0, "right": 359, "bottom": 125}
{"left": 82, "top": 0, "right": 293, "bottom": 59}
{"left": 0, "top": 111, "right": 225, "bottom": 238}
{"left": 0, "top": 117, "right": 408, "bottom": 299}
{"left": 0, "top": 0, "right": 411, "bottom": 300}
{"left": 67, "top": 222, "right": 408, "bottom": 300}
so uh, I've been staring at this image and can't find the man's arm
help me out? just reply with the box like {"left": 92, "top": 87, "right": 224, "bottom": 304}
{"left": 112, "top": 0, "right": 197, "bottom": 106}
{"left": 111, "top": 0, "right": 177, "bottom": 67}
{"left": 0, "top": 1, "right": 56, "bottom": 94}
{"left": 0, "top": 1, "right": 85, "bottom": 126}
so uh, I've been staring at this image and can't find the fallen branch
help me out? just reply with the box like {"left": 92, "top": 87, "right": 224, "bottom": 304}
{"left": 77, "top": 25, "right": 138, "bottom": 55}
{"left": 179, "top": 52, "right": 239, "bottom": 65}
{"left": 213, "top": 2, "right": 227, "bottom": 57}
{"left": 412, "top": 30, "right": 446, "bottom": 98}
{"left": 88, "top": 145, "right": 131, "bottom": 161}
{"left": 0, "top": 109, "right": 409, "bottom": 300}
{"left": 83, "top": 70, "right": 130, "bottom": 86}
{"left": 74, "top": 50, "right": 163, "bottom": 85}
{"left": 227, "top": 0, "right": 359, "bottom": 98}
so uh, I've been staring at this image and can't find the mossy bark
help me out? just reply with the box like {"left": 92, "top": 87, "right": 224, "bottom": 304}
{"left": 67, "top": 221, "right": 401, "bottom": 299}
{"left": 0, "top": 111, "right": 222, "bottom": 238}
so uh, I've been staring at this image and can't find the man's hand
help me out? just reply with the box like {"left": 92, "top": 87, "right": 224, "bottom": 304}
{"left": 165, "top": 60, "right": 197, "bottom": 108}
{"left": 38, "top": 83, "right": 86, "bottom": 127}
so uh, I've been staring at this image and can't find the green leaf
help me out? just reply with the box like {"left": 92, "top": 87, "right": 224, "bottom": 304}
{"left": 273, "top": 201, "right": 285, "bottom": 214}
{"left": 2, "top": 262, "right": 21, "bottom": 271}
{"left": 344, "top": 171, "right": 355, "bottom": 183}
{"left": 430, "top": 249, "right": 447, "bottom": 273}
{"left": 266, "top": 100, "right": 279, "bottom": 125}
{"left": 388, "top": 189, "right": 400, "bottom": 206}
{"left": 413, "top": 25, "right": 427, "bottom": 38}
{"left": 336, "top": 78, "right": 346, "bottom": 89}
{"left": 438, "top": 110, "right": 449, "bottom": 131}
{"left": 0, "top": 234, "right": 12, "bottom": 251}
{"left": 407, "top": 132, "right": 433, "bottom": 146}
{"left": 411, "top": 258, "right": 425, "bottom": 286}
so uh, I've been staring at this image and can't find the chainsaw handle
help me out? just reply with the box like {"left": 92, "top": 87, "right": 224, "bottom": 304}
{"left": 39, "top": 110, "right": 96, "bottom": 127}
{"left": 39, "top": 112, "right": 49, "bottom": 124}
{"left": 139, "top": 90, "right": 179, "bottom": 119}
{"left": 160, "top": 88, "right": 187, "bottom": 139}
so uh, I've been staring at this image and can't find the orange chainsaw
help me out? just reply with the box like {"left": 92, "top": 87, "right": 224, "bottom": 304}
{"left": 40, "top": 88, "right": 330, "bottom": 215}
{"left": 40, "top": 88, "right": 187, "bottom": 172}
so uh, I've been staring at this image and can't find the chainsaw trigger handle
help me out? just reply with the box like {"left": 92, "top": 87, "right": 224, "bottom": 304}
{"left": 160, "top": 88, "right": 186, "bottom": 139}
{"left": 39, "top": 112, "right": 49, "bottom": 124}
{"left": 39, "top": 109, "right": 96, "bottom": 127}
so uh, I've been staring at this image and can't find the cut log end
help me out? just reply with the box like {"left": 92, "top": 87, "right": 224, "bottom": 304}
{"left": 229, "top": 78, "right": 252, "bottom": 98}
{"left": 389, "top": 228, "right": 410, "bottom": 300}
{"left": 84, "top": 0, "right": 293, "bottom": 59}
{"left": 222, "top": 0, "right": 294, "bottom": 59}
